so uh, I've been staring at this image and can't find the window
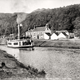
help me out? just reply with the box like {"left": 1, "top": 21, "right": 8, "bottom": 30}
{"left": 23, "top": 41, "right": 31, "bottom": 45}
{"left": 14, "top": 43, "right": 18, "bottom": 45}
{"left": 33, "top": 32, "right": 37, "bottom": 36}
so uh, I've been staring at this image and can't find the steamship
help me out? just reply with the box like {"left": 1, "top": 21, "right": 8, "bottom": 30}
{"left": 7, "top": 24, "right": 34, "bottom": 49}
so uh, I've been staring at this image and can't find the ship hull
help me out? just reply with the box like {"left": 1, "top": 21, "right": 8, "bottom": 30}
{"left": 7, "top": 39, "right": 34, "bottom": 49}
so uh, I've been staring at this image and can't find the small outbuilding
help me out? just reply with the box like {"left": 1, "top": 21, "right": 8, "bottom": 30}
{"left": 51, "top": 32, "right": 59, "bottom": 40}
{"left": 68, "top": 33, "right": 75, "bottom": 39}
{"left": 58, "top": 32, "right": 68, "bottom": 39}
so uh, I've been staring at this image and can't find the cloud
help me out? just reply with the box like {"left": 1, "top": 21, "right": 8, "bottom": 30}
{"left": 0, "top": 0, "right": 11, "bottom": 13}
{"left": 11, "top": 0, "right": 51, "bottom": 13}
{"left": 0, "top": 0, "right": 80, "bottom": 13}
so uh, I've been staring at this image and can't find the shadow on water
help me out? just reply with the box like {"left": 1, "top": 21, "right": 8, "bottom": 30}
{"left": 19, "top": 47, "right": 34, "bottom": 51}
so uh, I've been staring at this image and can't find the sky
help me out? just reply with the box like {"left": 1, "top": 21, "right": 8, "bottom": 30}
{"left": 0, "top": 0, "right": 80, "bottom": 13}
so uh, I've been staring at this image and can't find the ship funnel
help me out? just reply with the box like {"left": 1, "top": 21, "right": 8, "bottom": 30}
{"left": 17, "top": 24, "right": 23, "bottom": 40}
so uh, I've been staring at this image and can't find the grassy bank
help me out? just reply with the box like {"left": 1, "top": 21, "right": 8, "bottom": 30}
{"left": 0, "top": 50, "right": 46, "bottom": 79}
{"left": 33, "top": 39, "right": 80, "bottom": 49}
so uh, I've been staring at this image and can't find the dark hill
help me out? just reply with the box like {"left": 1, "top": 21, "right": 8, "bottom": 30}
{"left": 0, "top": 4, "right": 80, "bottom": 37}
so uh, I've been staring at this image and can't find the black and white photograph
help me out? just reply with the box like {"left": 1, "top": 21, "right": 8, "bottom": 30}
{"left": 0, "top": 0, "right": 80, "bottom": 80}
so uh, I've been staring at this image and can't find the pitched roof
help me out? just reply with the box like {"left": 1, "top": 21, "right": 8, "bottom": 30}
{"left": 61, "top": 32, "right": 68, "bottom": 36}
{"left": 56, "top": 30, "right": 68, "bottom": 33}
{"left": 27, "top": 27, "right": 45, "bottom": 32}
{"left": 45, "top": 33, "right": 51, "bottom": 36}
{"left": 33, "top": 27, "right": 45, "bottom": 31}
{"left": 54, "top": 32, "right": 59, "bottom": 36}
{"left": 51, "top": 32, "right": 59, "bottom": 36}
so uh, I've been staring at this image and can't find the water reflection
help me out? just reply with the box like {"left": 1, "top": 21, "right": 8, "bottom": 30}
{"left": 0, "top": 45, "right": 80, "bottom": 79}
{"left": 19, "top": 49, "right": 50, "bottom": 70}
{"left": 0, "top": 45, "right": 19, "bottom": 58}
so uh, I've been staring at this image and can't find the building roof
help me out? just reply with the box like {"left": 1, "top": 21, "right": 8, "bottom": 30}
{"left": 61, "top": 32, "right": 68, "bottom": 36}
{"left": 69, "top": 33, "right": 74, "bottom": 37}
{"left": 54, "top": 32, "right": 59, "bottom": 36}
{"left": 51, "top": 32, "right": 59, "bottom": 36}
{"left": 45, "top": 33, "right": 51, "bottom": 36}
{"left": 56, "top": 30, "right": 68, "bottom": 33}
{"left": 33, "top": 27, "right": 45, "bottom": 31}
{"left": 27, "top": 27, "right": 45, "bottom": 32}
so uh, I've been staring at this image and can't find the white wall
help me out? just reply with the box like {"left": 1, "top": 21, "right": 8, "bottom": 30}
{"left": 58, "top": 33, "right": 66, "bottom": 39}
{"left": 26, "top": 32, "right": 31, "bottom": 36}
{"left": 44, "top": 33, "right": 49, "bottom": 39}
{"left": 51, "top": 33, "right": 58, "bottom": 40}
{"left": 26, "top": 32, "right": 28, "bottom": 36}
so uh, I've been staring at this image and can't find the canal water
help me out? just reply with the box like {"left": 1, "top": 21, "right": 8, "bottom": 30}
{"left": 0, "top": 45, "right": 80, "bottom": 80}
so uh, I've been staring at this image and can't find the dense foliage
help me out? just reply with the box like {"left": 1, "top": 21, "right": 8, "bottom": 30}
{"left": 0, "top": 13, "right": 17, "bottom": 36}
{"left": 23, "top": 4, "right": 80, "bottom": 37}
{"left": 1, "top": 4, "right": 80, "bottom": 37}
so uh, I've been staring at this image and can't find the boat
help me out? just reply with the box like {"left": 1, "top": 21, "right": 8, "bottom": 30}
{"left": 7, "top": 24, "right": 34, "bottom": 49}
{"left": 7, "top": 38, "right": 34, "bottom": 48}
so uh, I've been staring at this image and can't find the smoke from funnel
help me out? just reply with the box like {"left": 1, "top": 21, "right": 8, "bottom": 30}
{"left": 16, "top": 13, "right": 27, "bottom": 24}
{"left": 11, "top": 0, "right": 30, "bottom": 13}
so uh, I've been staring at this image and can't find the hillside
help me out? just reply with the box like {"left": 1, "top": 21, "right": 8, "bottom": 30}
{"left": 22, "top": 4, "right": 80, "bottom": 37}
{"left": 0, "top": 4, "right": 80, "bottom": 37}
{"left": 0, "top": 13, "right": 17, "bottom": 36}
{"left": 0, "top": 13, "right": 28, "bottom": 36}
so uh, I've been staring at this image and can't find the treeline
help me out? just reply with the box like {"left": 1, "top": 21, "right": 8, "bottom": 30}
{"left": 0, "top": 13, "right": 28, "bottom": 36}
{"left": 1, "top": 4, "right": 80, "bottom": 37}
{"left": 23, "top": 4, "right": 80, "bottom": 37}
{"left": 0, "top": 13, "right": 17, "bottom": 36}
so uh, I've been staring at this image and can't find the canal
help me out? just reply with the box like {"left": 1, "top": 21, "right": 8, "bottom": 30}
{"left": 0, "top": 45, "right": 80, "bottom": 80}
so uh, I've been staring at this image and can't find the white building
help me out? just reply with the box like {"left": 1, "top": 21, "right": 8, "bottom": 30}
{"left": 58, "top": 32, "right": 68, "bottom": 39}
{"left": 44, "top": 33, "right": 51, "bottom": 39}
{"left": 56, "top": 30, "right": 69, "bottom": 35}
{"left": 51, "top": 32, "right": 59, "bottom": 40}
{"left": 26, "top": 23, "right": 51, "bottom": 39}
